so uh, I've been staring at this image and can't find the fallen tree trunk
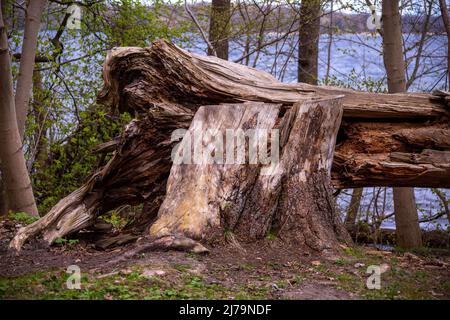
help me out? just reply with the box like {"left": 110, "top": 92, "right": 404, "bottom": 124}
{"left": 98, "top": 41, "right": 449, "bottom": 118}
{"left": 10, "top": 39, "right": 450, "bottom": 251}
{"left": 333, "top": 123, "right": 450, "bottom": 188}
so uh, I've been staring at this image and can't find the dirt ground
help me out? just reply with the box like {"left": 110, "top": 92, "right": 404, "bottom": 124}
{"left": 1, "top": 219, "right": 449, "bottom": 300}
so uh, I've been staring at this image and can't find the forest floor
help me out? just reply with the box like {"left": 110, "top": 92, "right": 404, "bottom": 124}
{"left": 0, "top": 219, "right": 449, "bottom": 300}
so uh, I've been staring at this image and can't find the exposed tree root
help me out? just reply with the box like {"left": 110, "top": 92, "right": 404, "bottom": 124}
{"left": 101, "top": 235, "right": 209, "bottom": 268}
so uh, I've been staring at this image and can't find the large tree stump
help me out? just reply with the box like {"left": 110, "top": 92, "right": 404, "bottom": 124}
{"left": 149, "top": 97, "right": 349, "bottom": 251}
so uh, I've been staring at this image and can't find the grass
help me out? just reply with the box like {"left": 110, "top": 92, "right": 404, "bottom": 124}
{"left": 0, "top": 266, "right": 272, "bottom": 300}
{"left": 334, "top": 258, "right": 351, "bottom": 266}
{"left": 1, "top": 245, "right": 448, "bottom": 300}
{"left": 342, "top": 246, "right": 366, "bottom": 259}
{"left": 7, "top": 212, "right": 39, "bottom": 225}
{"left": 327, "top": 249, "right": 450, "bottom": 300}
{"left": 54, "top": 237, "right": 80, "bottom": 247}
{"left": 265, "top": 231, "right": 277, "bottom": 241}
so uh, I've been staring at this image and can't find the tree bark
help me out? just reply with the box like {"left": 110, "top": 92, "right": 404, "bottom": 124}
{"left": 0, "top": 0, "right": 8, "bottom": 217}
{"left": 14, "top": 0, "right": 47, "bottom": 138}
{"left": 345, "top": 188, "right": 363, "bottom": 232}
{"left": 382, "top": 0, "right": 422, "bottom": 249}
{"left": 439, "top": 0, "right": 450, "bottom": 86}
{"left": 298, "top": 0, "right": 321, "bottom": 84}
{"left": 393, "top": 187, "right": 422, "bottom": 248}
{"left": 9, "top": 39, "right": 450, "bottom": 251}
{"left": 28, "top": 69, "right": 49, "bottom": 173}
{"left": 0, "top": 174, "right": 7, "bottom": 216}
{"left": 382, "top": 0, "right": 406, "bottom": 93}
{"left": 0, "top": 5, "right": 39, "bottom": 217}
{"left": 208, "top": 0, "right": 230, "bottom": 60}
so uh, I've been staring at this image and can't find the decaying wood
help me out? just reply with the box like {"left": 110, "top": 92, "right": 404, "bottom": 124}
{"left": 333, "top": 151, "right": 450, "bottom": 188}
{"left": 11, "top": 103, "right": 193, "bottom": 250}
{"left": 333, "top": 123, "right": 450, "bottom": 188}
{"left": 10, "top": 39, "right": 450, "bottom": 251}
{"left": 9, "top": 184, "right": 101, "bottom": 250}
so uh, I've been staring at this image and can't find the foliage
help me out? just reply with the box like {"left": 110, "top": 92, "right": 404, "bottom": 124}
{"left": 321, "top": 69, "right": 386, "bottom": 92}
{"left": 95, "top": 0, "right": 191, "bottom": 47}
{"left": 8, "top": 211, "right": 39, "bottom": 225}
{"left": 99, "top": 206, "right": 134, "bottom": 231}
{"left": 53, "top": 237, "right": 79, "bottom": 247}
{"left": 32, "top": 108, "right": 132, "bottom": 213}
{"left": 5, "top": 0, "right": 193, "bottom": 214}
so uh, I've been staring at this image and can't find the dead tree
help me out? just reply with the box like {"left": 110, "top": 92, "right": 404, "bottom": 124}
{"left": 10, "top": 40, "right": 450, "bottom": 252}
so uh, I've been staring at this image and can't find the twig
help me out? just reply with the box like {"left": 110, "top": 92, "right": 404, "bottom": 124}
{"left": 184, "top": 0, "right": 217, "bottom": 57}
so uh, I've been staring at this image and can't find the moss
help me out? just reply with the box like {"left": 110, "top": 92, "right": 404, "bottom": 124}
{"left": 238, "top": 263, "right": 255, "bottom": 271}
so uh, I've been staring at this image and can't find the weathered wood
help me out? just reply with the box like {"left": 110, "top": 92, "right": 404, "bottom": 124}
{"left": 333, "top": 122, "right": 450, "bottom": 188}
{"left": 149, "top": 98, "right": 350, "bottom": 251}
{"left": 333, "top": 152, "right": 450, "bottom": 188}
{"left": 393, "top": 128, "right": 450, "bottom": 150}
{"left": 150, "top": 102, "right": 282, "bottom": 242}
{"left": 95, "top": 39, "right": 450, "bottom": 188}
{"left": 390, "top": 149, "right": 450, "bottom": 165}
{"left": 98, "top": 40, "right": 448, "bottom": 119}
{"left": 430, "top": 90, "right": 450, "bottom": 109}
{"left": 10, "top": 184, "right": 101, "bottom": 250}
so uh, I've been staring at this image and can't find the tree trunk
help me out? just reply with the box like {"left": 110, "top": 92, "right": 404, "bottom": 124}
{"left": 0, "top": 0, "right": 8, "bottom": 217}
{"left": 382, "top": 0, "right": 406, "bottom": 93}
{"left": 393, "top": 187, "right": 422, "bottom": 248}
{"left": 0, "top": 174, "right": 7, "bottom": 216}
{"left": 28, "top": 69, "right": 49, "bottom": 173}
{"left": 345, "top": 188, "right": 363, "bottom": 232}
{"left": 332, "top": 127, "right": 450, "bottom": 188}
{"left": 382, "top": 0, "right": 422, "bottom": 249}
{"left": 439, "top": 0, "right": 450, "bottom": 86}
{"left": 208, "top": 0, "right": 230, "bottom": 60}
{"left": 9, "top": 40, "right": 449, "bottom": 251}
{"left": 0, "top": 5, "right": 39, "bottom": 217}
{"left": 298, "top": 0, "right": 321, "bottom": 84}
{"left": 14, "top": 0, "right": 47, "bottom": 138}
